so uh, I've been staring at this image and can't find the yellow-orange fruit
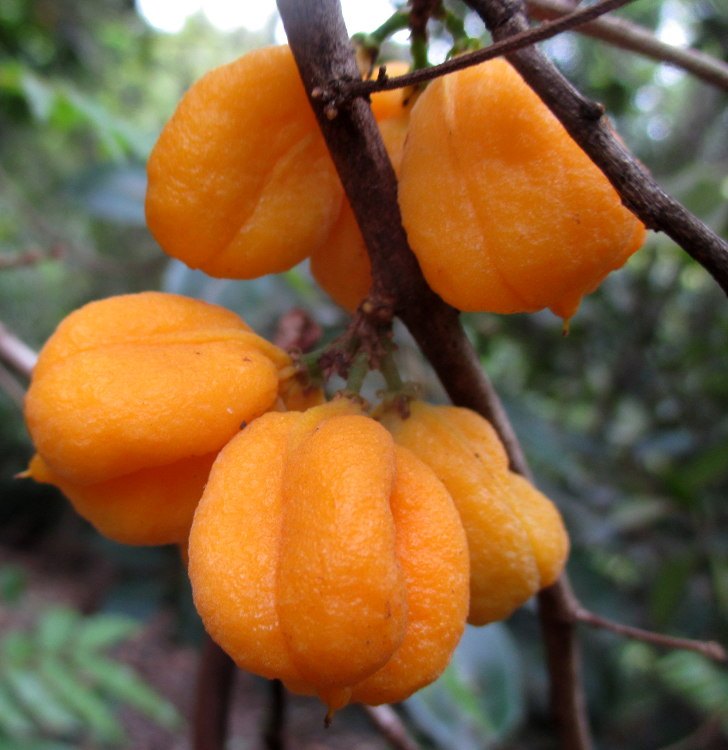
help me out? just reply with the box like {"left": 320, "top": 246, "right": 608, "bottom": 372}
{"left": 188, "top": 400, "right": 469, "bottom": 711}
{"left": 24, "top": 292, "right": 291, "bottom": 545}
{"left": 146, "top": 45, "right": 343, "bottom": 280}
{"left": 27, "top": 453, "right": 215, "bottom": 546}
{"left": 310, "top": 63, "right": 412, "bottom": 311}
{"left": 398, "top": 59, "right": 646, "bottom": 320}
{"left": 378, "top": 401, "right": 569, "bottom": 625}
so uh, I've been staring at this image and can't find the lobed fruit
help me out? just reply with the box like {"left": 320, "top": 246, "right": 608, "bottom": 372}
{"left": 146, "top": 45, "right": 343, "bottom": 280}
{"left": 187, "top": 399, "right": 469, "bottom": 711}
{"left": 378, "top": 400, "right": 569, "bottom": 625}
{"left": 398, "top": 58, "right": 646, "bottom": 320}
{"left": 24, "top": 292, "right": 292, "bottom": 545}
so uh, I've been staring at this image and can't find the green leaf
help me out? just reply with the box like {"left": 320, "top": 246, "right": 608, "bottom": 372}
{"left": 36, "top": 607, "right": 80, "bottom": 654}
{"left": 0, "top": 564, "right": 26, "bottom": 604}
{"left": 657, "top": 651, "right": 728, "bottom": 732}
{"left": 3, "top": 667, "right": 80, "bottom": 735}
{"left": 649, "top": 555, "right": 695, "bottom": 627}
{"left": 0, "top": 741, "right": 75, "bottom": 750}
{"left": 73, "top": 614, "right": 140, "bottom": 653}
{"left": 74, "top": 652, "right": 180, "bottom": 730}
{"left": 0, "top": 682, "right": 34, "bottom": 738}
{"left": 1, "top": 631, "right": 33, "bottom": 665}
{"left": 404, "top": 624, "right": 524, "bottom": 749}
{"left": 38, "top": 656, "right": 125, "bottom": 745}
{"left": 19, "top": 70, "right": 55, "bottom": 120}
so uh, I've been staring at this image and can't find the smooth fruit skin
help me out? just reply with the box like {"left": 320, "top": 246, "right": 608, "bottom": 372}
{"left": 378, "top": 401, "right": 569, "bottom": 626}
{"left": 146, "top": 45, "right": 343, "bottom": 280}
{"left": 398, "top": 59, "right": 646, "bottom": 320}
{"left": 187, "top": 400, "right": 469, "bottom": 711}
{"left": 24, "top": 292, "right": 291, "bottom": 545}
{"left": 27, "top": 452, "right": 216, "bottom": 546}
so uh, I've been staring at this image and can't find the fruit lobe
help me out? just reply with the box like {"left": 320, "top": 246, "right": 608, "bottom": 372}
{"left": 378, "top": 401, "right": 569, "bottom": 625}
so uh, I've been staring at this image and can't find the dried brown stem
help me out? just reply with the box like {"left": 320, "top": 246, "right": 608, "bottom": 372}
{"left": 526, "top": 0, "right": 728, "bottom": 92}
{"left": 467, "top": 0, "right": 728, "bottom": 297}
{"left": 574, "top": 607, "right": 727, "bottom": 662}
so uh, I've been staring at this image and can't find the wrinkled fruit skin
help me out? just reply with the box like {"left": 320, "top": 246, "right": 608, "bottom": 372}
{"left": 24, "top": 292, "right": 291, "bottom": 545}
{"left": 188, "top": 399, "right": 469, "bottom": 711}
{"left": 398, "top": 58, "right": 646, "bottom": 320}
{"left": 146, "top": 45, "right": 343, "bottom": 280}
{"left": 378, "top": 401, "right": 569, "bottom": 626}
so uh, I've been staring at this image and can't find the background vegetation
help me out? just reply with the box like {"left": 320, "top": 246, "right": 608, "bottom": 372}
{"left": 0, "top": 0, "right": 726, "bottom": 747}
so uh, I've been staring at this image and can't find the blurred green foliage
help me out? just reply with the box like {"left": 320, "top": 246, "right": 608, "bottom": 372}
{"left": 1, "top": 1, "right": 727, "bottom": 748}
{"left": 0, "top": 602, "right": 181, "bottom": 747}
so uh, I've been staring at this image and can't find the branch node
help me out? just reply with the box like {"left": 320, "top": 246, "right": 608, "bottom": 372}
{"left": 582, "top": 99, "right": 606, "bottom": 121}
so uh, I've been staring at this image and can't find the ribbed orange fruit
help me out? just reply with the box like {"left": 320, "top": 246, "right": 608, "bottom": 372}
{"left": 188, "top": 399, "right": 469, "bottom": 711}
{"left": 398, "top": 58, "right": 646, "bottom": 320}
{"left": 24, "top": 292, "right": 291, "bottom": 545}
{"left": 146, "top": 45, "right": 343, "bottom": 280}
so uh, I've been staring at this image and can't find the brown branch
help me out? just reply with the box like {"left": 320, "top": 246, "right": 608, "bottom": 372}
{"left": 526, "top": 0, "right": 728, "bottom": 92}
{"left": 192, "top": 635, "right": 236, "bottom": 750}
{"left": 363, "top": 705, "right": 422, "bottom": 750}
{"left": 537, "top": 580, "right": 593, "bottom": 750}
{"left": 276, "top": 2, "right": 591, "bottom": 749}
{"left": 0, "top": 321, "right": 37, "bottom": 378}
{"left": 321, "top": 0, "right": 636, "bottom": 106}
{"left": 263, "top": 680, "right": 287, "bottom": 750}
{"left": 467, "top": 0, "right": 728, "bottom": 298}
{"left": 574, "top": 607, "right": 727, "bottom": 662}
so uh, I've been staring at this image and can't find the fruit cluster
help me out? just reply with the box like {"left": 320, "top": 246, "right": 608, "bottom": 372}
{"left": 21, "top": 40, "right": 604, "bottom": 713}
{"left": 24, "top": 292, "right": 568, "bottom": 711}
{"left": 146, "top": 45, "right": 645, "bottom": 320}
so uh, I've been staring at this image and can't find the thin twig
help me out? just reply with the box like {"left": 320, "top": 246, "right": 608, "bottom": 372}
{"left": 526, "top": 0, "right": 728, "bottom": 92}
{"left": 574, "top": 607, "right": 727, "bottom": 661}
{"left": 363, "top": 705, "right": 422, "bottom": 750}
{"left": 0, "top": 322, "right": 38, "bottom": 377}
{"left": 321, "top": 0, "right": 635, "bottom": 105}
{"left": 467, "top": 0, "right": 728, "bottom": 298}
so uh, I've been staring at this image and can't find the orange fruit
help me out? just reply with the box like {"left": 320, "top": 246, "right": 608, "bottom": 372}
{"left": 187, "top": 399, "right": 469, "bottom": 711}
{"left": 146, "top": 45, "right": 343, "bottom": 280}
{"left": 24, "top": 292, "right": 291, "bottom": 545}
{"left": 378, "top": 401, "right": 569, "bottom": 625}
{"left": 398, "top": 58, "right": 646, "bottom": 320}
